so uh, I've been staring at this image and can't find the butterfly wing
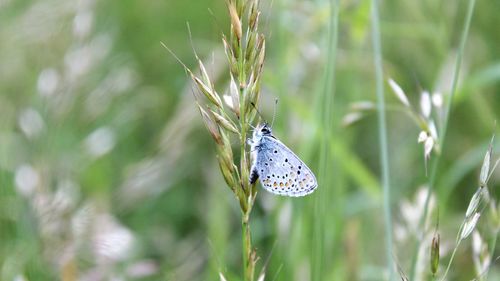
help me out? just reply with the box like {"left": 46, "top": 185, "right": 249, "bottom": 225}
{"left": 254, "top": 136, "right": 317, "bottom": 197}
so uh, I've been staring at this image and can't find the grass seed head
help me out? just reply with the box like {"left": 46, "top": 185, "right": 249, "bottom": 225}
{"left": 210, "top": 109, "right": 239, "bottom": 135}
{"left": 420, "top": 91, "right": 432, "bottom": 118}
{"left": 229, "top": 75, "right": 240, "bottom": 116}
{"left": 418, "top": 131, "right": 428, "bottom": 143}
{"left": 217, "top": 153, "right": 236, "bottom": 189}
{"left": 480, "top": 135, "right": 494, "bottom": 186}
{"left": 388, "top": 78, "right": 410, "bottom": 107}
{"left": 197, "top": 104, "right": 221, "bottom": 144}
{"left": 222, "top": 36, "right": 239, "bottom": 77}
{"left": 198, "top": 59, "right": 212, "bottom": 87}
{"left": 219, "top": 272, "right": 228, "bottom": 281}
{"left": 460, "top": 212, "right": 481, "bottom": 240}
{"left": 192, "top": 74, "right": 223, "bottom": 109}
{"left": 342, "top": 112, "right": 364, "bottom": 127}
{"left": 430, "top": 232, "right": 440, "bottom": 276}
{"left": 248, "top": 0, "right": 260, "bottom": 31}
{"left": 256, "top": 35, "right": 266, "bottom": 69}
{"left": 472, "top": 231, "right": 491, "bottom": 275}
{"left": 228, "top": 2, "right": 242, "bottom": 41}
{"left": 219, "top": 130, "right": 234, "bottom": 171}
{"left": 432, "top": 92, "right": 443, "bottom": 108}
{"left": 245, "top": 32, "right": 257, "bottom": 65}
{"left": 466, "top": 187, "right": 484, "bottom": 218}
{"left": 350, "top": 101, "right": 375, "bottom": 111}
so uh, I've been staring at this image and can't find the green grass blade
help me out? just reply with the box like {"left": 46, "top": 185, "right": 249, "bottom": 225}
{"left": 312, "top": 0, "right": 339, "bottom": 279}
{"left": 370, "top": 0, "right": 394, "bottom": 279}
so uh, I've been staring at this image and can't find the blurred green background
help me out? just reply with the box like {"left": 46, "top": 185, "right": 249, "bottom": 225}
{"left": 1, "top": 0, "right": 499, "bottom": 280}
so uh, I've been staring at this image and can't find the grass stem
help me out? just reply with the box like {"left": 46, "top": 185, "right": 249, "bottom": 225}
{"left": 370, "top": 0, "right": 394, "bottom": 279}
{"left": 313, "top": 0, "right": 339, "bottom": 279}
{"left": 409, "top": 0, "right": 477, "bottom": 279}
{"left": 242, "top": 214, "right": 254, "bottom": 281}
{"left": 439, "top": 240, "right": 460, "bottom": 281}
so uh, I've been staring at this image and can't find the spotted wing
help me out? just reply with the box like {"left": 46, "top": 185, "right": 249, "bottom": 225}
{"left": 254, "top": 136, "right": 317, "bottom": 197}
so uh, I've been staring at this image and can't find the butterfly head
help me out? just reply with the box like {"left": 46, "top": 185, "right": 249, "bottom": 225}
{"left": 253, "top": 123, "right": 273, "bottom": 140}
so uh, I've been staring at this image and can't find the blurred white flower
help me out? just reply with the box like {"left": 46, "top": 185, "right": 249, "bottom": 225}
{"left": 18, "top": 108, "right": 45, "bottom": 139}
{"left": 472, "top": 231, "right": 491, "bottom": 274}
{"left": 400, "top": 188, "right": 436, "bottom": 235}
{"left": 432, "top": 92, "right": 443, "bottom": 108}
{"left": 394, "top": 223, "right": 407, "bottom": 242}
{"left": 108, "top": 67, "right": 136, "bottom": 94}
{"left": 388, "top": 78, "right": 410, "bottom": 107}
{"left": 64, "top": 45, "right": 93, "bottom": 80}
{"left": 93, "top": 214, "right": 135, "bottom": 262}
{"left": 126, "top": 260, "right": 158, "bottom": 278}
{"left": 417, "top": 131, "right": 428, "bottom": 143}
{"left": 72, "top": 203, "right": 94, "bottom": 240}
{"left": 342, "top": 112, "right": 363, "bottom": 127}
{"left": 300, "top": 42, "right": 320, "bottom": 62}
{"left": 424, "top": 137, "right": 434, "bottom": 159}
{"left": 90, "top": 34, "right": 113, "bottom": 62}
{"left": 13, "top": 275, "right": 27, "bottom": 281}
{"left": 53, "top": 179, "right": 80, "bottom": 211}
{"left": 73, "top": 10, "right": 93, "bottom": 38}
{"left": 84, "top": 127, "right": 116, "bottom": 158}
{"left": 420, "top": 91, "right": 431, "bottom": 118}
{"left": 37, "top": 68, "right": 59, "bottom": 97}
{"left": 428, "top": 121, "right": 438, "bottom": 141}
{"left": 472, "top": 231, "right": 483, "bottom": 254}
{"left": 350, "top": 101, "right": 375, "bottom": 111}
{"left": 15, "top": 164, "right": 40, "bottom": 197}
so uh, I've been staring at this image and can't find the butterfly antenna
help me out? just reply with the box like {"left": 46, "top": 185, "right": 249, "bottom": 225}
{"left": 270, "top": 98, "right": 278, "bottom": 128}
{"left": 250, "top": 102, "right": 265, "bottom": 124}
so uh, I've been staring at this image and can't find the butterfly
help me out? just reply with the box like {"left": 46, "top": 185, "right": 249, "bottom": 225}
{"left": 249, "top": 123, "right": 318, "bottom": 197}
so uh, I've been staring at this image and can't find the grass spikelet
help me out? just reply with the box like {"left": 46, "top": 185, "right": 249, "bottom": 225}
{"left": 188, "top": 0, "right": 267, "bottom": 280}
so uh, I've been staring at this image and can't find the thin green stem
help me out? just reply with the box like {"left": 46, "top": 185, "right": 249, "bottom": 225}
{"left": 242, "top": 213, "right": 254, "bottom": 281}
{"left": 313, "top": 0, "right": 339, "bottom": 279}
{"left": 239, "top": 69, "right": 255, "bottom": 281}
{"left": 371, "top": 0, "right": 394, "bottom": 279}
{"left": 440, "top": 0, "right": 476, "bottom": 140}
{"left": 440, "top": 240, "right": 461, "bottom": 281}
{"left": 235, "top": 14, "right": 253, "bottom": 281}
{"left": 484, "top": 202, "right": 500, "bottom": 280}
{"left": 484, "top": 232, "right": 498, "bottom": 280}
{"left": 409, "top": 0, "right": 476, "bottom": 279}
{"left": 235, "top": 3, "right": 254, "bottom": 277}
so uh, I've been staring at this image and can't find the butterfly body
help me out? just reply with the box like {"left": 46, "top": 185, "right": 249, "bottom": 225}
{"left": 249, "top": 123, "right": 317, "bottom": 197}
